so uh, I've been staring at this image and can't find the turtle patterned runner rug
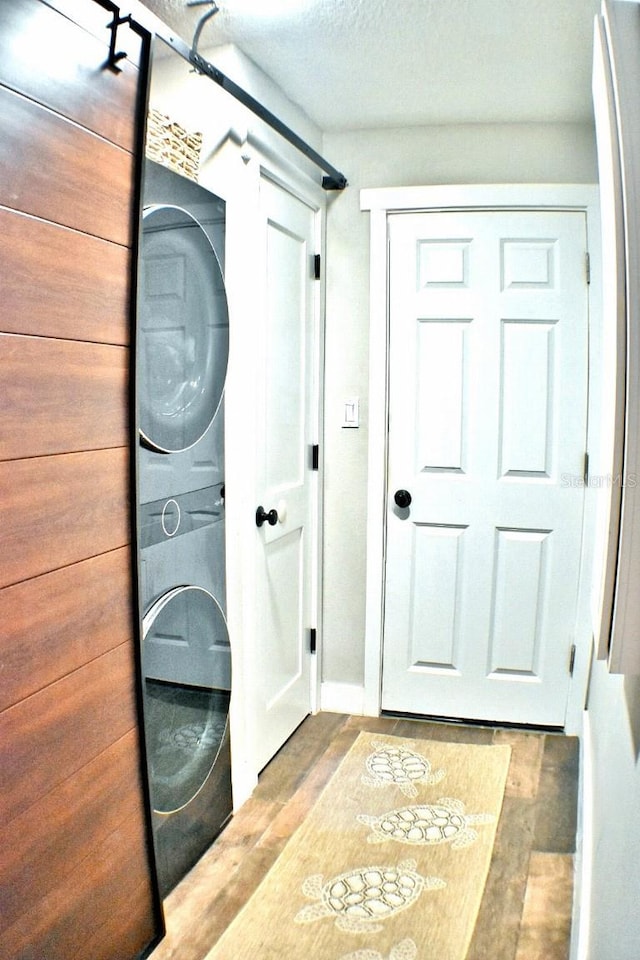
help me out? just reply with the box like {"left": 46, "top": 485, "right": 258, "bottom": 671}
{"left": 205, "top": 732, "right": 511, "bottom": 960}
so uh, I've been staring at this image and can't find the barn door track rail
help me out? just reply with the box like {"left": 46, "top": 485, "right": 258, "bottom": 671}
{"left": 187, "top": 46, "right": 347, "bottom": 190}
{"left": 91, "top": 0, "right": 348, "bottom": 191}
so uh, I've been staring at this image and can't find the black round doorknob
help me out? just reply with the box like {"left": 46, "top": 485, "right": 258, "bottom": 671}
{"left": 256, "top": 505, "right": 278, "bottom": 527}
{"left": 394, "top": 489, "right": 412, "bottom": 509}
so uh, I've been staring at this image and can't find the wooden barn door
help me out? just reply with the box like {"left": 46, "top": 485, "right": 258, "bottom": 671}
{"left": 0, "top": 2, "right": 162, "bottom": 958}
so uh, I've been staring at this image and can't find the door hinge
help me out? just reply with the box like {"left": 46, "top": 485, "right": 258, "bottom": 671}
{"left": 311, "top": 444, "right": 319, "bottom": 470}
{"left": 583, "top": 451, "right": 589, "bottom": 485}
{"left": 310, "top": 627, "right": 317, "bottom": 654}
{"left": 314, "top": 253, "right": 321, "bottom": 280}
{"left": 569, "top": 643, "right": 577, "bottom": 677}
{"left": 586, "top": 251, "right": 591, "bottom": 285}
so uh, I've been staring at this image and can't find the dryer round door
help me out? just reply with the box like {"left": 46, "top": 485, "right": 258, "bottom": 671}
{"left": 138, "top": 203, "right": 229, "bottom": 453}
{"left": 142, "top": 586, "right": 231, "bottom": 814}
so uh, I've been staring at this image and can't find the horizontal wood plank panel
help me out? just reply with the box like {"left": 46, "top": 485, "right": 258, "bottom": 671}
{"left": 0, "top": 548, "right": 133, "bottom": 712}
{"left": 0, "top": 447, "right": 130, "bottom": 589}
{"left": 43, "top": 0, "right": 145, "bottom": 66}
{"left": 0, "top": 3, "right": 159, "bottom": 957}
{"left": 0, "top": 207, "right": 131, "bottom": 344}
{"left": 0, "top": 801, "right": 157, "bottom": 960}
{"left": 0, "top": 334, "right": 129, "bottom": 459}
{"left": 0, "top": 729, "right": 149, "bottom": 935}
{"left": 0, "top": 85, "right": 134, "bottom": 245}
{"left": 82, "top": 875, "right": 161, "bottom": 960}
{"left": 0, "top": 0, "right": 140, "bottom": 151}
{"left": 0, "top": 643, "right": 138, "bottom": 826}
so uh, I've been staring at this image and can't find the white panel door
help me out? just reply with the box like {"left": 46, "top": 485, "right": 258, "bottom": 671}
{"left": 252, "top": 177, "right": 317, "bottom": 772}
{"left": 382, "top": 210, "right": 588, "bottom": 726}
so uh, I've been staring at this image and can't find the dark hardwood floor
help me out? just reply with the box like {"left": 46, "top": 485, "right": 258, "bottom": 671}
{"left": 150, "top": 712, "right": 579, "bottom": 960}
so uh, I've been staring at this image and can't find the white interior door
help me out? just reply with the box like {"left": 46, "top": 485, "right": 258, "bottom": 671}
{"left": 252, "top": 176, "right": 317, "bottom": 772}
{"left": 382, "top": 209, "right": 589, "bottom": 726}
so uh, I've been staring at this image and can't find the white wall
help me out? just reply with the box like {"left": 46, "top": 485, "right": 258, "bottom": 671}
{"left": 321, "top": 122, "right": 598, "bottom": 687}
{"left": 580, "top": 6, "right": 640, "bottom": 955}
{"left": 584, "top": 661, "right": 640, "bottom": 958}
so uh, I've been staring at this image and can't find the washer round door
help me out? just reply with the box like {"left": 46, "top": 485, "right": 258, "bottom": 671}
{"left": 138, "top": 204, "right": 229, "bottom": 453}
{"left": 142, "top": 586, "right": 231, "bottom": 814}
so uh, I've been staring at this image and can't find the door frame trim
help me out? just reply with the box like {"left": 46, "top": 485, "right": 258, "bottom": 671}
{"left": 360, "top": 184, "right": 602, "bottom": 735}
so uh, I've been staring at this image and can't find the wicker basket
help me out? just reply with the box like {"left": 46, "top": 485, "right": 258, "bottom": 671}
{"left": 145, "top": 107, "right": 203, "bottom": 182}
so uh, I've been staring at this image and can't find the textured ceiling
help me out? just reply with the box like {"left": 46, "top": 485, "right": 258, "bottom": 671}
{"left": 138, "top": 0, "right": 601, "bottom": 131}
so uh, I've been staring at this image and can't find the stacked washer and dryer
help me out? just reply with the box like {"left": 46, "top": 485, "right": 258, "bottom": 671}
{"left": 135, "top": 159, "right": 232, "bottom": 896}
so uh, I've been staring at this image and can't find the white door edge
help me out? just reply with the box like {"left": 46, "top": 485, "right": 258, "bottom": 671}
{"left": 362, "top": 184, "right": 602, "bottom": 731}
{"left": 570, "top": 708, "right": 593, "bottom": 960}
{"left": 257, "top": 164, "right": 326, "bottom": 723}
{"left": 220, "top": 146, "right": 325, "bottom": 803}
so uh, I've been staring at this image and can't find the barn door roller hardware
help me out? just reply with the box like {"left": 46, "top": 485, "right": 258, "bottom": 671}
{"left": 180, "top": 0, "right": 347, "bottom": 190}
{"left": 188, "top": 47, "right": 348, "bottom": 190}
{"left": 93, "top": 0, "right": 148, "bottom": 72}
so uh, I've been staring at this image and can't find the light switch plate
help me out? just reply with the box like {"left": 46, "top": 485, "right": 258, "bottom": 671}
{"left": 342, "top": 398, "right": 359, "bottom": 428}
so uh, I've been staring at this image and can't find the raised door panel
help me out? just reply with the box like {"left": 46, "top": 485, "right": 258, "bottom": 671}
{"left": 0, "top": 85, "right": 134, "bottom": 245}
{"left": 416, "top": 319, "right": 470, "bottom": 472}
{"left": 409, "top": 523, "right": 466, "bottom": 670}
{"left": 0, "top": 549, "right": 133, "bottom": 712}
{"left": 0, "top": 448, "right": 130, "bottom": 588}
{"left": 0, "top": 208, "right": 130, "bottom": 344}
{"left": 499, "top": 319, "right": 557, "bottom": 478}
{"left": 488, "top": 528, "right": 551, "bottom": 677}
{"left": 0, "top": 644, "right": 138, "bottom": 825}
{"left": 0, "top": 0, "right": 140, "bottom": 151}
{"left": 1, "top": 334, "right": 129, "bottom": 459}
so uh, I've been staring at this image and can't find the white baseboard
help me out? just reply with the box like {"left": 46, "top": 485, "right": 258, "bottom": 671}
{"left": 320, "top": 681, "right": 366, "bottom": 716}
{"left": 571, "top": 709, "right": 593, "bottom": 960}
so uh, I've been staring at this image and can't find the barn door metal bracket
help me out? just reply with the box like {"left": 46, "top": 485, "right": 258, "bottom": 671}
{"left": 107, "top": 10, "right": 132, "bottom": 72}
{"left": 92, "top": 0, "right": 148, "bottom": 72}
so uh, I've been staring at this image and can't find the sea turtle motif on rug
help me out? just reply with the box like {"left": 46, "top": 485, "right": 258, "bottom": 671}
{"left": 357, "top": 798, "right": 494, "bottom": 849}
{"left": 362, "top": 741, "right": 445, "bottom": 798}
{"left": 336, "top": 937, "right": 417, "bottom": 960}
{"left": 294, "top": 859, "right": 445, "bottom": 933}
